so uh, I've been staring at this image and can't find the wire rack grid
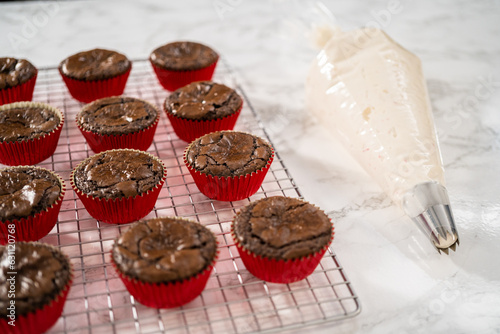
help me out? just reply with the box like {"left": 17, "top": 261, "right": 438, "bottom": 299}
{"left": 2, "top": 59, "right": 360, "bottom": 333}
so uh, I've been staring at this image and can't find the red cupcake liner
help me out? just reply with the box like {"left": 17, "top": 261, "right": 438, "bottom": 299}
{"left": 59, "top": 66, "right": 131, "bottom": 103}
{"left": 0, "top": 71, "right": 37, "bottom": 106}
{"left": 70, "top": 150, "right": 167, "bottom": 224}
{"left": 111, "top": 251, "right": 217, "bottom": 308}
{"left": 150, "top": 58, "right": 218, "bottom": 92}
{"left": 0, "top": 243, "right": 73, "bottom": 334}
{"left": 0, "top": 167, "right": 65, "bottom": 245}
{"left": 232, "top": 226, "right": 334, "bottom": 284}
{"left": 0, "top": 102, "right": 64, "bottom": 166}
{"left": 77, "top": 106, "right": 160, "bottom": 153}
{"left": 166, "top": 102, "right": 242, "bottom": 142}
{"left": 184, "top": 145, "right": 274, "bottom": 202}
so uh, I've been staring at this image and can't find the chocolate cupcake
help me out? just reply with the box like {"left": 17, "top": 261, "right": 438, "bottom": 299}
{"left": 0, "top": 102, "right": 64, "bottom": 166}
{"left": 0, "top": 166, "right": 65, "bottom": 244}
{"left": 0, "top": 242, "right": 72, "bottom": 334}
{"left": 71, "top": 149, "right": 166, "bottom": 224}
{"left": 164, "top": 81, "right": 243, "bottom": 142}
{"left": 232, "top": 196, "right": 334, "bottom": 283}
{"left": 111, "top": 217, "right": 218, "bottom": 308}
{"left": 77, "top": 96, "right": 160, "bottom": 152}
{"left": 150, "top": 41, "right": 219, "bottom": 91}
{"left": 0, "top": 57, "right": 37, "bottom": 105}
{"left": 184, "top": 130, "right": 274, "bottom": 201}
{"left": 59, "top": 48, "right": 132, "bottom": 103}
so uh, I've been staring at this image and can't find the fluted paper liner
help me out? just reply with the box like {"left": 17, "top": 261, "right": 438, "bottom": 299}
{"left": 0, "top": 167, "right": 65, "bottom": 245}
{"left": 70, "top": 149, "right": 167, "bottom": 224}
{"left": 0, "top": 242, "right": 73, "bottom": 334}
{"left": 59, "top": 66, "right": 131, "bottom": 103}
{"left": 232, "top": 204, "right": 334, "bottom": 284}
{"left": 166, "top": 102, "right": 243, "bottom": 142}
{"left": 111, "top": 218, "right": 218, "bottom": 308}
{"left": 184, "top": 133, "right": 274, "bottom": 201}
{"left": 0, "top": 102, "right": 64, "bottom": 166}
{"left": 150, "top": 57, "right": 218, "bottom": 91}
{"left": 0, "top": 70, "right": 37, "bottom": 105}
{"left": 77, "top": 98, "right": 160, "bottom": 153}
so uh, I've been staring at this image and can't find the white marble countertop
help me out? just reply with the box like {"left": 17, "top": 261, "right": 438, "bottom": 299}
{"left": 1, "top": 0, "right": 500, "bottom": 333}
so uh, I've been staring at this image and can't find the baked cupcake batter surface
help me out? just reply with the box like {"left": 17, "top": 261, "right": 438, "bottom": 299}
{"left": 0, "top": 167, "right": 61, "bottom": 221}
{"left": 186, "top": 131, "right": 272, "bottom": 177}
{"left": 59, "top": 48, "right": 131, "bottom": 81}
{"left": 0, "top": 57, "right": 37, "bottom": 90}
{"left": 112, "top": 217, "right": 217, "bottom": 282}
{"left": 0, "top": 242, "right": 71, "bottom": 316}
{"left": 78, "top": 97, "right": 158, "bottom": 135}
{"left": 234, "top": 196, "right": 332, "bottom": 260}
{"left": 73, "top": 150, "right": 163, "bottom": 199}
{"left": 165, "top": 81, "right": 242, "bottom": 120}
{"left": 150, "top": 41, "right": 218, "bottom": 71}
{"left": 0, "top": 106, "right": 60, "bottom": 142}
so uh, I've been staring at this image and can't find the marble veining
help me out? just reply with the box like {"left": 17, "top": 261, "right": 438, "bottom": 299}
{"left": 1, "top": 0, "right": 499, "bottom": 333}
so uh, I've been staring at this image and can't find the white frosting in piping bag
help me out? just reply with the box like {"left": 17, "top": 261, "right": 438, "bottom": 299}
{"left": 306, "top": 27, "right": 460, "bottom": 250}
{"left": 306, "top": 27, "right": 445, "bottom": 207}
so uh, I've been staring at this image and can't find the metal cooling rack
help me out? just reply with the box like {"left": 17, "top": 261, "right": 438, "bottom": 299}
{"left": 4, "top": 59, "right": 360, "bottom": 333}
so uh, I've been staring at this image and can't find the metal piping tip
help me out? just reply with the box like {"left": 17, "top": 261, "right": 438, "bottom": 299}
{"left": 403, "top": 182, "right": 459, "bottom": 253}
{"left": 434, "top": 231, "right": 459, "bottom": 254}
{"left": 449, "top": 238, "right": 459, "bottom": 252}
{"left": 436, "top": 231, "right": 459, "bottom": 250}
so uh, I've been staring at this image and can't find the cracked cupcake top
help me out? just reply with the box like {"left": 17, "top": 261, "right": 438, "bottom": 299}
{"left": 59, "top": 48, "right": 131, "bottom": 81}
{"left": 233, "top": 196, "right": 333, "bottom": 260}
{"left": 0, "top": 242, "right": 71, "bottom": 317}
{"left": 77, "top": 96, "right": 158, "bottom": 135}
{"left": 73, "top": 150, "right": 164, "bottom": 199}
{"left": 186, "top": 131, "right": 272, "bottom": 177}
{"left": 112, "top": 217, "right": 217, "bottom": 283}
{"left": 0, "top": 167, "right": 62, "bottom": 222}
{"left": 0, "top": 105, "right": 61, "bottom": 142}
{"left": 0, "top": 57, "right": 37, "bottom": 90}
{"left": 150, "top": 41, "right": 218, "bottom": 71}
{"left": 164, "top": 81, "right": 242, "bottom": 120}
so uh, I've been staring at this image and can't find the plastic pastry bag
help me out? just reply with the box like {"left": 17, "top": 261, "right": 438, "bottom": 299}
{"left": 305, "top": 27, "right": 459, "bottom": 252}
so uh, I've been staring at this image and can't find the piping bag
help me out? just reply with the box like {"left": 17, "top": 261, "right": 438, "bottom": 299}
{"left": 305, "top": 26, "right": 459, "bottom": 252}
